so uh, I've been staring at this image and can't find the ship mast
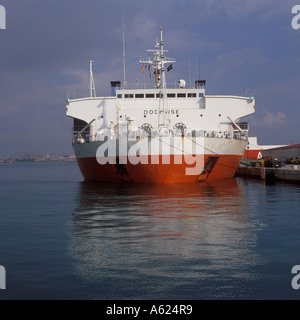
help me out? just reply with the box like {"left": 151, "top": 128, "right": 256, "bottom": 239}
{"left": 89, "top": 60, "right": 96, "bottom": 97}
{"left": 122, "top": 11, "right": 127, "bottom": 89}
{"left": 139, "top": 28, "right": 176, "bottom": 128}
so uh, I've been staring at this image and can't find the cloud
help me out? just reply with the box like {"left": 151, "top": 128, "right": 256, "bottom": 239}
{"left": 211, "top": 47, "right": 265, "bottom": 81}
{"left": 127, "top": 16, "right": 159, "bottom": 42}
{"left": 0, "top": 104, "right": 22, "bottom": 119}
{"left": 0, "top": 0, "right": 299, "bottom": 155}
{"left": 251, "top": 109, "right": 287, "bottom": 128}
{"left": 197, "top": 0, "right": 288, "bottom": 19}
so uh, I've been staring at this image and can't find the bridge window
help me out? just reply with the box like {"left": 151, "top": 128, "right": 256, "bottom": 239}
{"left": 167, "top": 93, "right": 176, "bottom": 98}
{"left": 146, "top": 94, "right": 155, "bottom": 98}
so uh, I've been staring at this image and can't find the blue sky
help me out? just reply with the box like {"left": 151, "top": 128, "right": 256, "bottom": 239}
{"left": 0, "top": 0, "right": 300, "bottom": 155}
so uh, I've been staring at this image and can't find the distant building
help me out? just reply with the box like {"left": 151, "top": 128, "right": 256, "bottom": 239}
{"left": 24, "top": 152, "right": 42, "bottom": 160}
{"left": 262, "top": 143, "right": 300, "bottom": 161}
{"left": 243, "top": 137, "right": 287, "bottom": 161}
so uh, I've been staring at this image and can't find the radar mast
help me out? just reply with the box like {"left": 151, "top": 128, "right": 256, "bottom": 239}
{"left": 139, "top": 28, "right": 176, "bottom": 128}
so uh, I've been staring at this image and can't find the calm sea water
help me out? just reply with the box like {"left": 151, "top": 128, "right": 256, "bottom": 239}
{"left": 0, "top": 162, "right": 300, "bottom": 300}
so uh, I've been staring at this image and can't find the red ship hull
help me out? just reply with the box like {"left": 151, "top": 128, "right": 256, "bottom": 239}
{"left": 76, "top": 154, "right": 242, "bottom": 184}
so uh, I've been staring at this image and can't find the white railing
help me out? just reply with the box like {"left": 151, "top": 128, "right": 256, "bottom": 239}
{"left": 118, "top": 82, "right": 204, "bottom": 90}
{"left": 93, "top": 128, "right": 247, "bottom": 142}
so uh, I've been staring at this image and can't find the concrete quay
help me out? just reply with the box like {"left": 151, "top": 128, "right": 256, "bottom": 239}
{"left": 236, "top": 164, "right": 300, "bottom": 183}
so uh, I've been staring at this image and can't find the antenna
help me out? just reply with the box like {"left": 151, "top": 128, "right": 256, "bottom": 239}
{"left": 196, "top": 57, "right": 198, "bottom": 83}
{"left": 159, "top": 27, "right": 169, "bottom": 127}
{"left": 189, "top": 55, "right": 191, "bottom": 88}
{"left": 122, "top": 11, "right": 127, "bottom": 89}
{"left": 198, "top": 54, "right": 200, "bottom": 83}
{"left": 89, "top": 60, "right": 96, "bottom": 97}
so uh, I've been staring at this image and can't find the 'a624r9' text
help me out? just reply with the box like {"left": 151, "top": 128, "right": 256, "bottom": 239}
{"left": 149, "top": 305, "right": 192, "bottom": 315}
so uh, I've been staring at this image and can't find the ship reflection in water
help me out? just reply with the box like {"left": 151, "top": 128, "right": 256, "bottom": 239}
{"left": 70, "top": 178, "right": 263, "bottom": 299}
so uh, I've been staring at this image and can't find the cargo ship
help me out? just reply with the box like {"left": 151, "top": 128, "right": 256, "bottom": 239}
{"left": 66, "top": 29, "right": 255, "bottom": 183}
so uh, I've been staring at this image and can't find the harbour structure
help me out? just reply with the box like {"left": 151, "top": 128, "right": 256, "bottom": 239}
{"left": 243, "top": 136, "right": 287, "bottom": 161}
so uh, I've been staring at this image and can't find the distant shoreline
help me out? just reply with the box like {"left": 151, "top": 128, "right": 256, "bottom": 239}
{"left": 0, "top": 160, "right": 76, "bottom": 164}
{"left": 0, "top": 155, "right": 76, "bottom": 164}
